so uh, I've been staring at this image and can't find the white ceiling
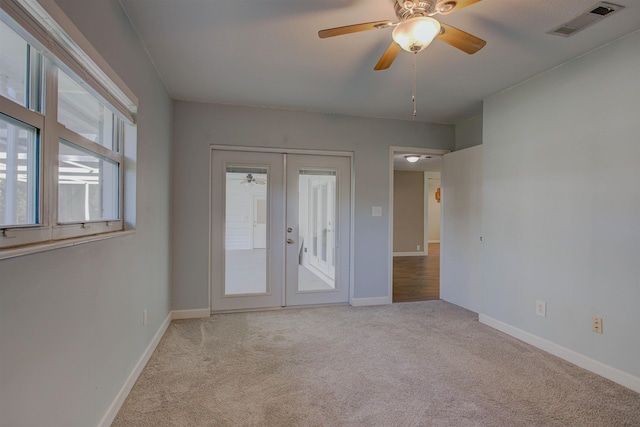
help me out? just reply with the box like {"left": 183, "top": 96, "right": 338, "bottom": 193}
{"left": 119, "top": 0, "right": 640, "bottom": 124}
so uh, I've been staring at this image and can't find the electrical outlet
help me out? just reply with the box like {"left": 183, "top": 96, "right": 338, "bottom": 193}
{"left": 143, "top": 309, "right": 148, "bottom": 326}
{"left": 536, "top": 300, "right": 546, "bottom": 317}
{"left": 417, "top": 245, "right": 421, "bottom": 251}
{"left": 592, "top": 317, "right": 603, "bottom": 334}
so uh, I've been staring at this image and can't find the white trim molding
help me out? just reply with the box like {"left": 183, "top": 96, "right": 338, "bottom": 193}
{"left": 0, "top": 229, "right": 135, "bottom": 261}
{"left": 172, "top": 308, "right": 211, "bottom": 320}
{"left": 350, "top": 296, "right": 392, "bottom": 307}
{"left": 479, "top": 314, "right": 640, "bottom": 394}
{"left": 393, "top": 251, "right": 427, "bottom": 257}
{"left": 98, "top": 312, "right": 172, "bottom": 427}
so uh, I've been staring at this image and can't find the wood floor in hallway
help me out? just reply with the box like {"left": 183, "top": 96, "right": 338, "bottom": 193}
{"left": 393, "top": 243, "right": 440, "bottom": 303}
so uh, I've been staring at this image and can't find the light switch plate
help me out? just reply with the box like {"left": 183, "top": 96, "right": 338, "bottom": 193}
{"left": 372, "top": 206, "right": 382, "bottom": 217}
{"left": 536, "top": 300, "right": 546, "bottom": 317}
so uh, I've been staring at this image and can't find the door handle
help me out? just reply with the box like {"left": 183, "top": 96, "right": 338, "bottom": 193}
{"left": 287, "top": 238, "right": 295, "bottom": 244}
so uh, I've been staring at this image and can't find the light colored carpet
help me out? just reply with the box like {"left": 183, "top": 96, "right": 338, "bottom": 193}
{"left": 112, "top": 301, "right": 640, "bottom": 426}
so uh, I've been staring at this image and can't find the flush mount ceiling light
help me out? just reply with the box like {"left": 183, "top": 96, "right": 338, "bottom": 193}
{"left": 392, "top": 17, "right": 441, "bottom": 52}
{"left": 405, "top": 155, "right": 421, "bottom": 163}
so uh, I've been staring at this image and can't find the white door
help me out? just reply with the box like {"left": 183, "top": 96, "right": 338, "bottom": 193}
{"left": 211, "top": 150, "right": 351, "bottom": 311}
{"left": 285, "top": 154, "right": 350, "bottom": 306}
{"left": 211, "top": 151, "right": 284, "bottom": 311}
{"left": 440, "top": 145, "right": 482, "bottom": 312}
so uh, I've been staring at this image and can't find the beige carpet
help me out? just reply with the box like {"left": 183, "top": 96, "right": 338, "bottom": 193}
{"left": 112, "top": 301, "right": 640, "bottom": 426}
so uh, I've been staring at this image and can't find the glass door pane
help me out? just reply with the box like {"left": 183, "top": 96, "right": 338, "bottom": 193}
{"left": 224, "top": 165, "right": 268, "bottom": 295}
{"left": 298, "top": 170, "right": 336, "bottom": 291}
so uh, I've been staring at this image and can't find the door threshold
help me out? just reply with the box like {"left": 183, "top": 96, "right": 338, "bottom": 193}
{"left": 210, "top": 302, "right": 349, "bottom": 315}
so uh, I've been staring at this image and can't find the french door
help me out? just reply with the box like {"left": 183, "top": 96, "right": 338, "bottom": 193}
{"left": 210, "top": 150, "right": 351, "bottom": 311}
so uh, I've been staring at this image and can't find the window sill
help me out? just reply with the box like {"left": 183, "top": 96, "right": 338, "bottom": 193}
{"left": 0, "top": 229, "right": 136, "bottom": 261}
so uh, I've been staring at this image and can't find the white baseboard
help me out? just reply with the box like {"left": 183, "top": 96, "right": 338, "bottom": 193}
{"left": 350, "top": 296, "right": 392, "bottom": 306}
{"left": 393, "top": 251, "right": 427, "bottom": 257}
{"left": 479, "top": 314, "right": 640, "bottom": 394}
{"left": 172, "top": 308, "right": 211, "bottom": 319}
{"left": 98, "top": 312, "right": 172, "bottom": 427}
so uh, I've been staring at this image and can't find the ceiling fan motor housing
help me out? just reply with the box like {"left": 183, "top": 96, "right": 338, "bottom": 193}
{"left": 395, "top": 1, "right": 434, "bottom": 19}
{"left": 394, "top": 0, "right": 458, "bottom": 20}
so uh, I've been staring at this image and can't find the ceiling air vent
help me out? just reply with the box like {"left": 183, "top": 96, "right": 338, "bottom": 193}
{"left": 548, "top": 2, "right": 625, "bottom": 37}
{"left": 589, "top": 5, "right": 617, "bottom": 16}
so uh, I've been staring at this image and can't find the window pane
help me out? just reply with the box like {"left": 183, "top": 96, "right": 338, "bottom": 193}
{"left": 0, "top": 20, "right": 28, "bottom": 107}
{"left": 58, "top": 71, "right": 114, "bottom": 149}
{"left": 58, "top": 140, "right": 119, "bottom": 223}
{"left": 0, "top": 113, "right": 39, "bottom": 227}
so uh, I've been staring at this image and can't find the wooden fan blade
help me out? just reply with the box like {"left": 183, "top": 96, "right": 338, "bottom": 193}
{"left": 437, "top": 23, "right": 486, "bottom": 54}
{"left": 318, "top": 21, "right": 392, "bottom": 38}
{"left": 374, "top": 42, "right": 402, "bottom": 71}
{"left": 436, "top": 0, "right": 481, "bottom": 15}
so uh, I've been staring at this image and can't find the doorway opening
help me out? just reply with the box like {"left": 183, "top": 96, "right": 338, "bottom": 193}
{"left": 389, "top": 147, "right": 448, "bottom": 303}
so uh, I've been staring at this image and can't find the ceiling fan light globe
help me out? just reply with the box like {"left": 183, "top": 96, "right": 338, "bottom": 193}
{"left": 392, "top": 17, "right": 441, "bottom": 52}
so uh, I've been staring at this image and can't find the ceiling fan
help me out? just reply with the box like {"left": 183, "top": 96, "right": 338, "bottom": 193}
{"left": 240, "top": 173, "right": 266, "bottom": 185}
{"left": 318, "top": 0, "right": 486, "bottom": 70}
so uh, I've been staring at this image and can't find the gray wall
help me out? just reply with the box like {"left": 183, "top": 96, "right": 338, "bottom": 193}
{"left": 0, "top": 1, "right": 173, "bottom": 426}
{"left": 172, "top": 102, "right": 454, "bottom": 309}
{"left": 454, "top": 115, "right": 482, "bottom": 150}
{"left": 482, "top": 30, "right": 640, "bottom": 378}
{"left": 393, "top": 171, "right": 424, "bottom": 253}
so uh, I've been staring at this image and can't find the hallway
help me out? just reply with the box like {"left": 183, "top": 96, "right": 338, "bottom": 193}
{"left": 393, "top": 243, "right": 440, "bottom": 303}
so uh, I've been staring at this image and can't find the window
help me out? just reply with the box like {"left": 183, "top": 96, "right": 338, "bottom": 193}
{"left": 0, "top": 3, "right": 136, "bottom": 254}
{"left": 0, "top": 20, "right": 29, "bottom": 107}
{"left": 58, "top": 140, "right": 119, "bottom": 223}
{"left": 58, "top": 70, "right": 115, "bottom": 149}
{"left": 0, "top": 113, "right": 39, "bottom": 227}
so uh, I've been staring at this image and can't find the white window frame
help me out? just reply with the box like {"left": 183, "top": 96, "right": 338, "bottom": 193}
{"left": 0, "top": 0, "right": 137, "bottom": 258}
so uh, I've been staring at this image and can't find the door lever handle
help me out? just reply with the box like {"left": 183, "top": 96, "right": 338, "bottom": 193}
{"left": 287, "top": 238, "right": 295, "bottom": 244}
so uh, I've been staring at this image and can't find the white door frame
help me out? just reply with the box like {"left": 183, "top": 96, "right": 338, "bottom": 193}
{"left": 425, "top": 174, "right": 441, "bottom": 244}
{"left": 388, "top": 146, "right": 450, "bottom": 302}
{"left": 209, "top": 145, "right": 354, "bottom": 312}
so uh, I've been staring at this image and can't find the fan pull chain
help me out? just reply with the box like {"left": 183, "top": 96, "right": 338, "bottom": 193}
{"left": 412, "top": 53, "right": 417, "bottom": 119}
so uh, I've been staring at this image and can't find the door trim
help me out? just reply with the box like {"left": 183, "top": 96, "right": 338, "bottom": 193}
{"left": 212, "top": 144, "right": 353, "bottom": 158}
{"left": 209, "top": 145, "right": 354, "bottom": 313}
